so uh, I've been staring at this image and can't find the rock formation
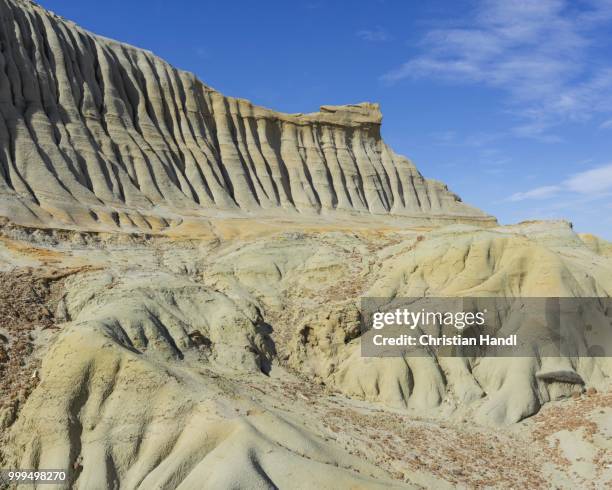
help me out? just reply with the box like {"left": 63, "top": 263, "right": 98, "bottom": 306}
{"left": 2, "top": 218, "right": 611, "bottom": 488}
{"left": 0, "top": 1, "right": 610, "bottom": 489}
{"left": 0, "top": 0, "right": 493, "bottom": 233}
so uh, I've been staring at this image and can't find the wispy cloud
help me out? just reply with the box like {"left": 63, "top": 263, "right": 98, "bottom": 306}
{"left": 509, "top": 185, "right": 563, "bottom": 201}
{"left": 357, "top": 26, "right": 390, "bottom": 42}
{"left": 600, "top": 118, "right": 612, "bottom": 129}
{"left": 382, "top": 0, "right": 612, "bottom": 137}
{"left": 509, "top": 162, "right": 612, "bottom": 201}
{"left": 565, "top": 163, "right": 612, "bottom": 193}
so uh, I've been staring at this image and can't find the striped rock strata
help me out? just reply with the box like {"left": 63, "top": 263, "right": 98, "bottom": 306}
{"left": 0, "top": 0, "right": 494, "bottom": 232}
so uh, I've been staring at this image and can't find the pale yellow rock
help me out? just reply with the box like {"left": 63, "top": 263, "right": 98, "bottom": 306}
{"left": 0, "top": 1, "right": 611, "bottom": 489}
{"left": 1, "top": 217, "right": 611, "bottom": 488}
{"left": 0, "top": 0, "right": 493, "bottom": 233}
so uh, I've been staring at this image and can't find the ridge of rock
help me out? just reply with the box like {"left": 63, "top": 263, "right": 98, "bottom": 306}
{"left": 0, "top": 0, "right": 495, "bottom": 232}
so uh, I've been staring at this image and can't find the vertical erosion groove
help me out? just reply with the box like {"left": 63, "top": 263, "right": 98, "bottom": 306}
{"left": 0, "top": 0, "right": 492, "bottom": 229}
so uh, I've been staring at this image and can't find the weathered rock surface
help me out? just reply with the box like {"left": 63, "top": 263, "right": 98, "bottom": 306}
{"left": 0, "top": 0, "right": 493, "bottom": 233}
{"left": 0, "top": 1, "right": 610, "bottom": 489}
{"left": 1, "top": 219, "right": 611, "bottom": 488}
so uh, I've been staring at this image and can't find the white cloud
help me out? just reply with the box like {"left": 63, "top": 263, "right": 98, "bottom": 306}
{"left": 509, "top": 185, "right": 562, "bottom": 201}
{"left": 357, "top": 26, "right": 390, "bottom": 42}
{"left": 382, "top": 0, "right": 612, "bottom": 136}
{"left": 600, "top": 118, "right": 612, "bottom": 129}
{"left": 509, "top": 163, "right": 612, "bottom": 201}
{"left": 565, "top": 163, "right": 612, "bottom": 193}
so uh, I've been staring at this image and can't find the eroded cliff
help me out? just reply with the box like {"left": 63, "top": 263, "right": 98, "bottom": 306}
{"left": 0, "top": 0, "right": 493, "bottom": 232}
{"left": 3, "top": 2, "right": 610, "bottom": 489}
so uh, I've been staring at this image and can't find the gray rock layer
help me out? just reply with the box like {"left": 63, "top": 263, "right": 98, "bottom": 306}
{"left": 0, "top": 0, "right": 493, "bottom": 231}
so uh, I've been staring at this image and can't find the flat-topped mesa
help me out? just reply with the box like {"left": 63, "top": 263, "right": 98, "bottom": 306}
{"left": 0, "top": 0, "right": 495, "bottom": 232}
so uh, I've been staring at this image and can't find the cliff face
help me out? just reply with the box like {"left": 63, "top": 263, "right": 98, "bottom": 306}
{"left": 0, "top": 0, "right": 494, "bottom": 231}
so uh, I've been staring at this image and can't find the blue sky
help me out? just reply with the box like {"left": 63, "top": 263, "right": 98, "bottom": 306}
{"left": 39, "top": 0, "right": 612, "bottom": 239}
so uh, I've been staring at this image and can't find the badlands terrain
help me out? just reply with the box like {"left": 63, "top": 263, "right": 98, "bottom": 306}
{"left": 0, "top": 0, "right": 611, "bottom": 488}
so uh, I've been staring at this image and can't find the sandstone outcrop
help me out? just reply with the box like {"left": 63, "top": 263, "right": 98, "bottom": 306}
{"left": 0, "top": 0, "right": 493, "bottom": 232}
{"left": 2, "top": 219, "right": 611, "bottom": 488}
{"left": 0, "top": 1, "right": 610, "bottom": 489}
